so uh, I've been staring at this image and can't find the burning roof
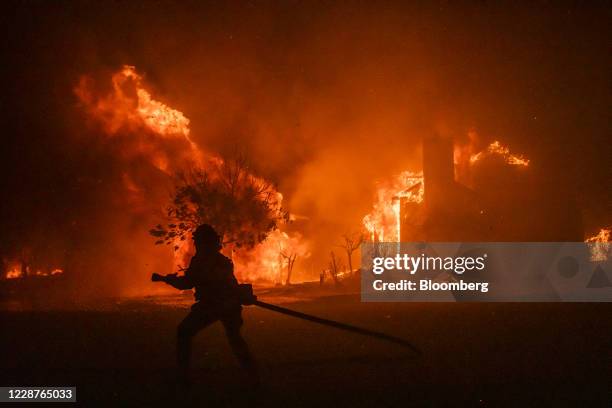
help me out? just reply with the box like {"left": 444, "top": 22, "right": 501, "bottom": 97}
{"left": 362, "top": 135, "right": 535, "bottom": 243}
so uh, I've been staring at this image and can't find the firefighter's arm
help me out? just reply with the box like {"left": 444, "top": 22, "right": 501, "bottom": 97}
{"left": 151, "top": 273, "right": 193, "bottom": 290}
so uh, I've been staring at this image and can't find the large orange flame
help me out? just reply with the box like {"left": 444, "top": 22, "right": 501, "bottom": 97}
{"left": 233, "top": 230, "right": 310, "bottom": 283}
{"left": 75, "top": 65, "right": 203, "bottom": 174}
{"left": 362, "top": 171, "right": 423, "bottom": 242}
{"left": 75, "top": 65, "right": 307, "bottom": 283}
{"left": 120, "top": 66, "right": 192, "bottom": 139}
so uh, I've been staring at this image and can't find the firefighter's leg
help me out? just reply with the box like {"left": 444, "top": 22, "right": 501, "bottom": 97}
{"left": 176, "top": 309, "right": 216, "bottom": 382}
{"left": 221, "top": 307, "right": 259, "bottom": 383}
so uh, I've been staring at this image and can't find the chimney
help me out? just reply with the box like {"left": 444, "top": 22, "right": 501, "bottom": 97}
{"left": 422, "top": 134, "right": 455, "bottom": 213}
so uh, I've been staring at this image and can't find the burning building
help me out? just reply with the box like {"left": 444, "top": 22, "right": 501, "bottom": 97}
{"left": 365, "top": 132, "right": 584, "bottom": 243}
{"left": 418, "top": 134, "right": 484, "bottom": 241}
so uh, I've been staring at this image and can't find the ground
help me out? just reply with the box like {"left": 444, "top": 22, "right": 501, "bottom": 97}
{"left": 1, "top": 291, "right": 610, "bottom": 407}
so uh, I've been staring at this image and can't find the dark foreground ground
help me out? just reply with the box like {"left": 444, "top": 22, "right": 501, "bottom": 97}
{"left": 1, "top": 296, "right": 611, "bottom": 407}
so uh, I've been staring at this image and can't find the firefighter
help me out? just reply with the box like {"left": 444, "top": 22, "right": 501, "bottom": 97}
{"left": 153, "top": 224, "right": 258, "bottom": 386}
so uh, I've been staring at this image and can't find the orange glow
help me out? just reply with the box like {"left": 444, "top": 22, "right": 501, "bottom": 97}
{"left": 363, "top": 171, "right": 423, "bottom": 242}
{"left": 232, "top": 230, "right": 310, "bottom": 283}
{"left": 470, "top": 140, "right": 530, "bottom": 167}
{"left": 75, "top": 65, "right": 203, "bottom": 174}
{"left": 363, "top": 137, "right": 530, "bottom": 243}
{"left": 76, "top": 66, "right": 306, "bottom": 284}
{"left": 77, "top": 65, "right": 191, "bottom": 139}
{"left": 4, "top": 259, "right": 24, "bottom": 279}
{"left": 120, "top": 66, "right": 192, "bottom": 139}
{"left": 166, "top": 174, "right": 298, "bottom": 282}
{"left": 6, "top": 268, "right": 22, "bottom": 279}
{"left": 3, "top": 261, "right": 63, "bottom": 280}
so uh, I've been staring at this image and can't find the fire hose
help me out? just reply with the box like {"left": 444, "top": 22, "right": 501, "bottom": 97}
{"left": 152, "top": 274, "right": 422, "bottom": 356}
{"left": 251, "top": 299, "right": 422, "bottom": 356}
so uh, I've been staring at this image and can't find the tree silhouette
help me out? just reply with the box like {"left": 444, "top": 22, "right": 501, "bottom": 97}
{"left": 280, "top": 250, "right": 297, "bottom": 285}
{"left": 338, "top": 232, "right": 363, "bottom": 275}
{"left": 328, "top": 251, "right": 342, "bottom": 285}
{"left": 150, "top": 155, "right": 289, "bottom": 250}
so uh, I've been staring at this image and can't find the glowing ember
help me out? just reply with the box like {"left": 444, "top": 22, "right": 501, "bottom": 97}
{"left": 470, "top": 140, "right": 530, "bottom": 167}
{"left": 363, "top": 171, "right": 423, "bottom": 242}
{"left": 585, "top": 227, "right": 611, "bottom": 262}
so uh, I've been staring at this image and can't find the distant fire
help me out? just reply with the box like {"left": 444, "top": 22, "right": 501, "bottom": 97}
{"left": 3, "top": 259, "right": 64, "bottom": 280}
{"left": 470, "top": 140, "right": 530, "bottom": 167}
{"left": 585, "top": 227, "right": 611, "bottom": 262}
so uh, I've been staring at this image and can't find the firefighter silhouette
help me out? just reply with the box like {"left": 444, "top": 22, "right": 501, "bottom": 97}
{"left": 152, "top": 224, "right": 258, "bottom": 385}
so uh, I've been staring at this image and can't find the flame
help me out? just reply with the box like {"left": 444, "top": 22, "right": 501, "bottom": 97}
{"left": 585, "top": 227, "right": 611, "bottom": 262}
{"left": 470, "top": 140, "right": 529, "bottom": 167}
{"left": 32, "top": 268, "right": 64, "bottom": 277}
{"left": 75, "top": 66, "right": 306, "bottom": 284}
{"left": 76, "top": 65, "right": 191, "bottom": 139}
{"left": 3, "top": 260, "right": 63, "bottom": 280}
{"left": 4, "top": 259, "right": 24, "bottom": 279}
{"left": 120, "top": 66, "right": 192, "bottom": 139}
{"left": 233, "top": 230, "right": 310, "bottom": 283}
{"left": 6, "top": 268, "right": 22, "bottom": 279}
{"left": 362, "top": 171, "right": 423, "bottom": 242}
{"left": 363, "top": 137, "right": 529, "bottom": 243}
{"left": 75, "top": 65, "right": 202, "bottom": 173}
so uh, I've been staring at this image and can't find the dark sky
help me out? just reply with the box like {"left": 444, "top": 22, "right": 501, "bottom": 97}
{"left": 1, "top": 1, "right": 610, "bottom": 282}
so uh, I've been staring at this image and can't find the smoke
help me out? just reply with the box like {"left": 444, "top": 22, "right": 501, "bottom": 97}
{"left": 2, "top": 2, "right": 610, "bottom": 293}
